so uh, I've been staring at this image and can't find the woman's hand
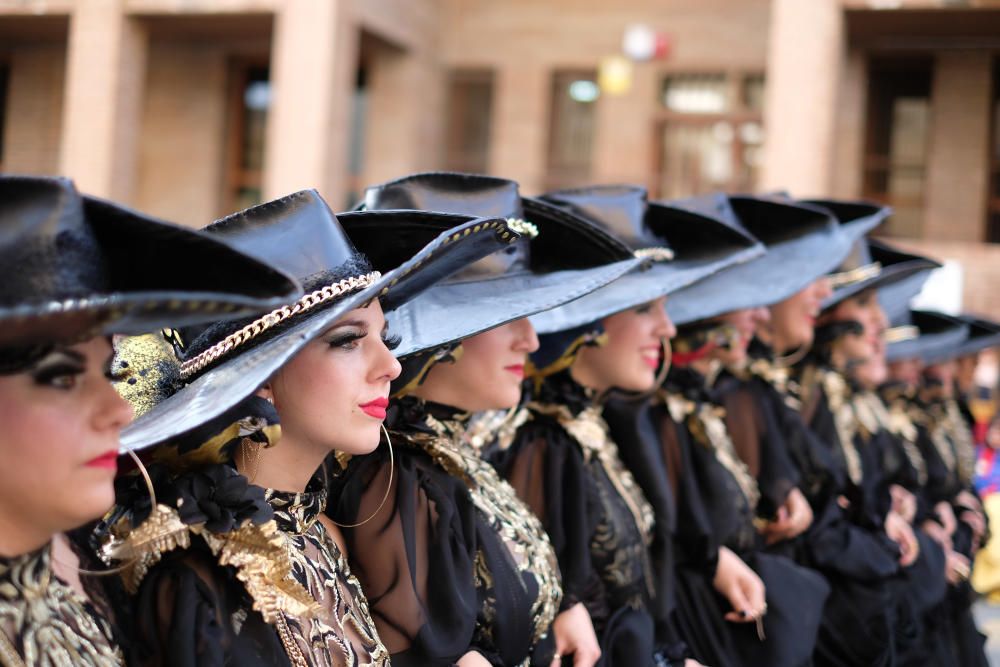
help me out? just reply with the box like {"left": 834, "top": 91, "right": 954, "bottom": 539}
{"left": 550, "top": 602, "right": 601, "bottom": 666}
{"left": 457, "top": 651, "right": 492, "bottom": 667}
{"left": 935, "top": 501, "right": 958, "bottom": 537}
{"left": 944, "top": 550, "right": 971, "bottom": 586}
{"left": 713, "top": 546, "right": 767, "bottom": 623}
{"left": 922, "top": 519, "right": 953, "bottom": 551}
{"left": 890, "top": 485, "right": 917, "bottom": 524}
{"left": 884, "top": 511, "right": 919, "bottom": 567}
{"left": 762, "top": 487, "right": 813, "bottom": 544}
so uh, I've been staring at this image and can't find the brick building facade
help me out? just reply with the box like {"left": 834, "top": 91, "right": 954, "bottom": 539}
{"left": 1, "top": 0, "right": 1000, "bottom": 315}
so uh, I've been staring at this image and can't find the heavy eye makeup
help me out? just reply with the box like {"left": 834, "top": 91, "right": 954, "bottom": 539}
{"left": 324, "top": 323, "right": 401, "bottom": 351}
{"left": 30, "top": 348, "right": 87, "bottom": 389}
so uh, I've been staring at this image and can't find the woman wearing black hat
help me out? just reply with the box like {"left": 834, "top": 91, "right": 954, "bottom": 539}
{"left": 785, "top": 230, "right": 953, "bottom": 667}
{"left": 0, "top": 175, "right": 304, "bottom": 665}
{"left": 487, "top": 185, "right": 764, "bottom": 667}
{"left": 102, "top": 189, "right": 517, "bottom": 666}
{"left": 882, "top": 311, "right": 990, "bottom": 666}
{"left": 326, "top": 173, "right": 642, "bottom": 667}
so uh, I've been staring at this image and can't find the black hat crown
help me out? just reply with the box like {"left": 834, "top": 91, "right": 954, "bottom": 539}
{"left": 0, "top": 175, "right": 300, "bottom": 348}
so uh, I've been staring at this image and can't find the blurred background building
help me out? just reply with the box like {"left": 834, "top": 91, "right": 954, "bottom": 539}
{"left": 2, "top": 0, "right": 1000, "bottom": 314}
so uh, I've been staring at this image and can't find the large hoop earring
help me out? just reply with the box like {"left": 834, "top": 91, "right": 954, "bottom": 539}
{"left": 773, "top": 342, "right": 810, "bottom": 369}
{"left": 330, "top": 424, "right": 394, "bottom": 529}
{"left": 55, "top": 448, "right": 156, "bottom": 578}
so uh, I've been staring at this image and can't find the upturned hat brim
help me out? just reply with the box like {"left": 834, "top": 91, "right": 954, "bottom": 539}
{"left": 529, "top": 243, "right": 763, "bottom": 334}
{"left": 120, "top": 215, "right": 515, "bottom": 452}
{"left": 668, "top": 219, "right": 851, "bottom": 325}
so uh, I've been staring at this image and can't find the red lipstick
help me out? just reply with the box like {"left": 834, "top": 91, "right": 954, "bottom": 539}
{"left": 504, "top": 364, "right": 525, "bottom": 379}
{"left": 359, "top": 397, "right": 389, "bottom": 420}
{"left": 85, "top": 451, "right": 119, "bottom": 471}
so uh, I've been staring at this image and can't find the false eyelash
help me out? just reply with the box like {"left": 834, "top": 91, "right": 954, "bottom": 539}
{"left": 328, "top": 332, "right": 366, "bottom": 349}
{"left": 32, "top": 363, "right": 85, "bottom": 386}
{"left": 382, "top": 333, "right": 402, "bottom": 351}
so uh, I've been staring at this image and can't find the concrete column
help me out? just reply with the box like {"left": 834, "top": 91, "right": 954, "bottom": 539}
{"left": 924, "top": 52, "right": 993, "bottom": 243}
{"left": 592, "top": 63, "right": 658, "bottom": 190}
{"left": 361, "top": 45, "right": 445, "bottom": 188}
{"left": 830, "top": 49, "right": 867, "bottom": 199}
{"left": 264, "top": 0, "right": 358, "bottom": 205}
{"left": 760, "top": 0, "right": 844, "bottom": 197}
{"left": 488, "top": 62, "right": 549, "bottom": 195}
{"left": 59, "top": 0, "right": 148, "bottom": 201}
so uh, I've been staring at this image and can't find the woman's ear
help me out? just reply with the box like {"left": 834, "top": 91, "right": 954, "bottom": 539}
{"left": 255, "top": 385, "right": 275, "bottom": 405}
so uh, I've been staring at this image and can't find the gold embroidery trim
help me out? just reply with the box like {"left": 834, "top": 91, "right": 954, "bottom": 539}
{"left": 102, "top": 504, "right": 319, "bottom": 624}
{"left": 828, "top": 262, "right": 882, "bottom": 289}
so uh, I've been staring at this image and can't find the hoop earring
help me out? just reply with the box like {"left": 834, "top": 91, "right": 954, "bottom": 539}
{"left": 773, "top": 342, "right": 810, "bottom": 369}
{"left": 330, "top": 424, "right": 394, "bottom": 529}
{"left": 595, "top": 337, "right": 673, "bottom": 405}
{"left": 56, "top": 448, "right": 156, "bottom": 578}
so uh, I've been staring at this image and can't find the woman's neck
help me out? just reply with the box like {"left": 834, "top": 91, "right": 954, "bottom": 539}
{"left": 0, "top": 510, "right": 54, "bottom": 558}
{"left": 236, "top": 436, "right": 326, "bottom": 493}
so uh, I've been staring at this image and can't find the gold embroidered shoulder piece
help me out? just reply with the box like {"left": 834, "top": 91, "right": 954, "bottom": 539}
{"left": 401, "top": 414, "right": 562, "bottom": 647}
{"left": 876, "top": 392, "right": 928, "bottom": 487}
{"left": 820, "top": 369, "right": 864, "bottom": 486}
{"left": 525, "top": 403, "right": 656, "bottom": 548}
{"left": 101, "top": 504, "right": 318, "bottom": 623}
{"left": 945, "top": 398, "right": 976, "bottom": 485}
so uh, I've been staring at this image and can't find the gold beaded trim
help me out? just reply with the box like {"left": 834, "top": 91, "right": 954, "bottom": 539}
{"left": 179, "top": 272, "right": 381, "bottom": 379}
{"left": 884, "top": 325, "right": 920, "bottom": 344}
{"left": 828, "top": 261, "right": 882, "bottom": 289}
{"left": 634, "top": 246, "right": 675, "bottom": 262}
{"left": 506, "top": 218, "right": 539, "bottom": 238}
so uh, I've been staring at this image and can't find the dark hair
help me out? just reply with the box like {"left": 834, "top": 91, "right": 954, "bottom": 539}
{"left": 180, "top": 253, "right": 374, "bottom": 376}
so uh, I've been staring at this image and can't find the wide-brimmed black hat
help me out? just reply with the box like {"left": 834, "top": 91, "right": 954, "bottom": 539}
{"left": 361, "top": 172, "right": 641, "bottom": 356}
{"left": 877, "top": 250, "right": 941, "bottom": 324}
{"left": 667, "top": 194, "right": 848, "bottom": 325}
{"left": 0, "top": 175, "right": 301, "bottom": 348}
{"left": 527, "top": 185, "right": 763, "bottom": 334}
{"left": 822, "top": 238, "right": 940, "bottom": 311}
{"left": 118, "top": 189, "right": 518, "bottom": 451}
{"left": 885, "top": 310, "right": 969, "bottom": 364}
{"left": 952, "top": 315, "right": 1000, "bottom": 359}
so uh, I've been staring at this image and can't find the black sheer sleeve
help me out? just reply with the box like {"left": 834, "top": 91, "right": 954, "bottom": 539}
{"left": 331, "top": 447, "right": 492, "bottom": 667}
{"left": 715, "top": 375, "right": 800, "bottom": 519}
{"left": 129, "top": 547, "right": 289, "bottom": 667}
{"left": 489, "top": 416, "right": 601, "bottom": 612}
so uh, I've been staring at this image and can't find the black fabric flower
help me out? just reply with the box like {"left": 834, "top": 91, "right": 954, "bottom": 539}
{"left": 172, "top": 464, "right": 273, "bottom": 533}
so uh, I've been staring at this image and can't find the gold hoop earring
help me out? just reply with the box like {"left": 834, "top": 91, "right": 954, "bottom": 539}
{"left": 773, "top": 341, "right": 810, "bottom": 369}
{"left": 56, "top": 448, "right": 156, "bottom": 578}
{"left": 330, "top": 424, "right": 394, "bottom": 529}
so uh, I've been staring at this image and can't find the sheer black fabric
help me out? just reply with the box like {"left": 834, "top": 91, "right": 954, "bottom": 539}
{"left": 487, "top": 370, "right": 661, "bottom": 665}
{"left": 660, "top": 364, "right": 829, "bottom": 667}
{"left": 328, "top": 397, "right": 561, "bottom": 667}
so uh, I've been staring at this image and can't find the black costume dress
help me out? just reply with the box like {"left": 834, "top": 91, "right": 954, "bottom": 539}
{"left": 328, "top": 397, "right": 562, "bottom": 667}
{"left": 487, "top": 370, "right": 666, "bottom": 666}
{"left": 0, "top": 542, "right": 124, "bottom": 666}
{"left": 880, "top": 382, "right": 989, "bottom": 667}
{"left": 106, "top": 463, "right": 388, "bottom": 667}
{"left": 657, "top": 364, "right": 829, "bottom": 667}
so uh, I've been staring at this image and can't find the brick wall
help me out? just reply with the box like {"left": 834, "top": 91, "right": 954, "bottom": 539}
{"left": 3, "top": 45, "right": 65, "bottom": 175}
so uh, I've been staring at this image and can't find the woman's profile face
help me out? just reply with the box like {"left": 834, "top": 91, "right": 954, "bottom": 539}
{"left": 0, "top": 337, "right": 133, "bottom": 551}
{"left": 767, "top": 278, "right": 832, "bottom": 352}
{"left": 572, "top": 297, "right": 676, "bottom": 393}
{"left": 821, "top": 288, "right": 888, "bottom": 366}
{"left": 413, "top": 318, "right": 540, "bottom": 412}
{"left": 268, "top": 300, "right": 402, "bottom": 457}
{"left": 712, "top": 307, "right": 770, "bottom": 367}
